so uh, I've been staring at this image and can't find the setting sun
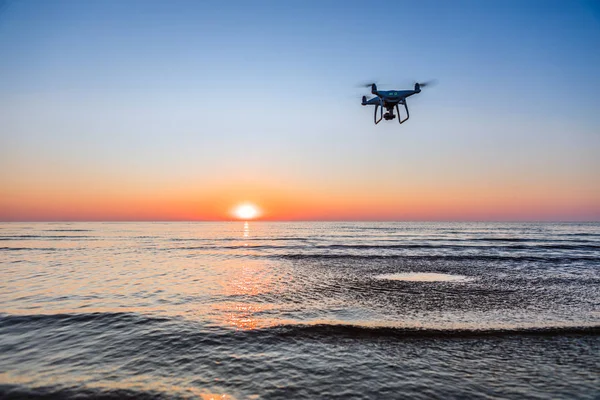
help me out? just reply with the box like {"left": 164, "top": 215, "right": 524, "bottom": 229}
{"left": 234, "top": 204, "right": 260, "bottom": 220}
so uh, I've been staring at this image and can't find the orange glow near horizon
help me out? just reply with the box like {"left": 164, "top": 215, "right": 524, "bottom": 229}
{"left": 1, "top": 175, "right": 599, "bottom": 222}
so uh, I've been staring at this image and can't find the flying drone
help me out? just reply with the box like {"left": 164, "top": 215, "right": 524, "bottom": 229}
{"left": 361, "top": 81, "right": 434, "bottom": 125}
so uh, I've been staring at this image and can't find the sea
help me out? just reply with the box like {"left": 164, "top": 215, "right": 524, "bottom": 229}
{"left": 1, "top": 222, "right": 599, "bottom": 399}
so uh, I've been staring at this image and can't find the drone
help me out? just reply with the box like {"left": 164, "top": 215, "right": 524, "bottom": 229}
{"left": 361, "top": 81, "right": 434, "bottom": 125}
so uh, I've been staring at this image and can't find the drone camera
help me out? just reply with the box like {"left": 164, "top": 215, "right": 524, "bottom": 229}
{"left": 384, "top": 112, "right": 396, "bottom": 120}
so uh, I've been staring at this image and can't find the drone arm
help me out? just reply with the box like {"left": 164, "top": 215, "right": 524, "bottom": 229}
{"left": 364, "top": 97, "right": 382, "bottom": 106}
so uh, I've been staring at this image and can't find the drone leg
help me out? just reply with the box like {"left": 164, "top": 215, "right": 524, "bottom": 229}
{"left": 374, "top": 105, "right": 383, "bottom": 124}
{"left": 397, "top": 102, "right": 410, "bottom": 124}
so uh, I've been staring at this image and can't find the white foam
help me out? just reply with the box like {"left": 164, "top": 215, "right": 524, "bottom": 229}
{"left": 375, "top": 273, "right": 472, "bottom": 282}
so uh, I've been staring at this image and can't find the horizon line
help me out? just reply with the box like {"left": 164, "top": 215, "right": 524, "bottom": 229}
{"left": 1, "top": 219, "right": 599, "bottom": 223}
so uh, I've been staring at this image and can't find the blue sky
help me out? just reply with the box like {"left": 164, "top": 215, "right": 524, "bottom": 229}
{"left": 1, "top": 0, "right": 599, "bottom": 220}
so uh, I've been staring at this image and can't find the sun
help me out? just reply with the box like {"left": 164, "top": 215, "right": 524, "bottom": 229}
{"left": 233, "top": 203, "right": 260, "bottom": 220}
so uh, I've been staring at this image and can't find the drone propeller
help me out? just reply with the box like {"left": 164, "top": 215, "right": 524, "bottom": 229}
{"left": 415, "top": 79, "right": 437, "bottom": 88}
{"left": 357, "top": 79, "right": 437, "bottom": 90}
{"left": 355, "top": 81, "right": 378, "bottom": 88}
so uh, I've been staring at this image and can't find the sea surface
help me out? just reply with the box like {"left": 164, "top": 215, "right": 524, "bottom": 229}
{"left": 1, "top": 222, "right": 599, "bottom": 399}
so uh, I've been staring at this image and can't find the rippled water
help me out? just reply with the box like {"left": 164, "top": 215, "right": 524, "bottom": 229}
{"left": 1, "top": 222, "right": 599, "bottom": 399}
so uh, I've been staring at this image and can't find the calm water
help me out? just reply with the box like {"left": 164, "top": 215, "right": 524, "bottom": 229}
{"left": 1, "top": 222, "right": 599, "bottom": 399}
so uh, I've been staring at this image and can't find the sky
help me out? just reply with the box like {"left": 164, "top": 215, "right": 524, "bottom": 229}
{"left": 1, "top": 0, "right": 599, "bottom": 221}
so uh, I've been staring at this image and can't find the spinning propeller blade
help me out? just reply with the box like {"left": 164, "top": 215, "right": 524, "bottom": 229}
{"left": 355, "top": 81, "right": 378, "bottom": 88}
{"left": 415, "top": 79, "right": 438, "bottom": 88}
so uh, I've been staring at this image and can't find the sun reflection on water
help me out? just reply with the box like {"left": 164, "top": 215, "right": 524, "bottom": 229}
{"left": 225, "top": 303, "right": 263, "bottom": 330}
{"left": 218, "top": 261, "right": 277, "bottom": 330}
{"left": 215, "top": 222, "right": 280, "bottom": 330}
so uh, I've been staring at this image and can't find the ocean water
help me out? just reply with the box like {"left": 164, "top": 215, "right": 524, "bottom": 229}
{"left": 1, "top": 222, "right": 599, "bottom": 399}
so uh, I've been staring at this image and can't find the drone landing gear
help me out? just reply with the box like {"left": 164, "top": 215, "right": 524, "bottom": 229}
{"left": 396, "top": 101, "right": 410, "bottom": 124}
{"left": 374, "top": 104, "right": 383, "bottom": 124}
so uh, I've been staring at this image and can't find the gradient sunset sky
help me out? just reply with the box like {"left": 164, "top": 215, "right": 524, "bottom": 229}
{"left": 1, "top": 0, "right": 599, "bottom": 221}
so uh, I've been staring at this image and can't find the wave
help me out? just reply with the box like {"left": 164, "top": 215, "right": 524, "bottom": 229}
{"left": 260, "top": 323, "right": 600, "bottom": 340}
{"left": 0, "top": 312, "right": 170, "bottom": 328}
{"left": 465, "top": 237, "right": 600, "bottom": 243}
{"left": 316, "top": 243, "right": 600, "bottom": 250}
{"left": 0, "top": 384, "right": 177, "bottom": 400}
{"left": 3, "top": 312, "right": 597, "bottom": 341}
{"left": 0, "top": 247, "right": 59, "bottom": 251}
{"left": 169, "top": 243, "right": 600, "bottom": 252}
{"left": 0, "top": 235, "right": 95, "bottom": 240}
{"left": 43, "top": 229, "right": 93, "bottom": 232}
{"left": 169, "top": 236, "right": 314, "bottom": 242}
{"left": 274, "top": 253, "right": 600, "bottom": 262}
